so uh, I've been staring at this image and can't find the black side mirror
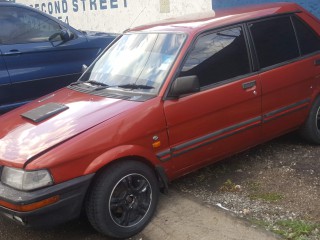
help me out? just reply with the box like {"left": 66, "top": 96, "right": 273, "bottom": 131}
{"left": 49, "top": 29, "right": 73, "bottom": 43}
{"left": 60, "top": 29, "right": 72, "bottom": 41}
{"left": 168, "top": 75, "right": 200, "bottom": 98}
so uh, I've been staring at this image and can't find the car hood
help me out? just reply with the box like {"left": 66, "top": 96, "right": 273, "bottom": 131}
{"left": 83, "top": 30, "right": 118, "bottom": 38}
{"left": 0, "top": 89, "right": 140, "bottom": 167}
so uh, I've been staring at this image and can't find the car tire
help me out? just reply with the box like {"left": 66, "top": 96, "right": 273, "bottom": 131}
{"left": 86, "top": 160, "right": 159, "bottom": 239}
{"left": 299, "top": 96, "right": 320, "bottom": 144}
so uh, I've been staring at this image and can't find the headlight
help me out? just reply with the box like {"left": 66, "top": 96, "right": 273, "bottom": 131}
{"left": 1, "top": 167, "right": 53, "bottom": 191}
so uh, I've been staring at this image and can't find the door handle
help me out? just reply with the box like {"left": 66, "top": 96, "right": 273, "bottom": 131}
{"left": 314, "top": 59, "right": 320, "bottom": 66}
{"left": 242, "top": 80, "right": 256, "bottom": 90}
{"left": 3, "top": 49, "right": 21, "bottom": 56}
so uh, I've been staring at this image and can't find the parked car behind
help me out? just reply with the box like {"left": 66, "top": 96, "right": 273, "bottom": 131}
{"left": 0, "top": 1, "right": 116, "bottom": 112}
{"left": 1, "top": 2, "right": 320, "bottom": 239}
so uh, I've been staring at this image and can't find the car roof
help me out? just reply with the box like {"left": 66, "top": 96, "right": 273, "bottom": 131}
{"left": 129, "top": 2, "right": 302, "bottom": 34}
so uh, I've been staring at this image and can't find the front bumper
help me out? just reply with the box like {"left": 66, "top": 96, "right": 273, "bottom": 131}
{"left": 0, "top": 174, "right": 94, "bottom": 227}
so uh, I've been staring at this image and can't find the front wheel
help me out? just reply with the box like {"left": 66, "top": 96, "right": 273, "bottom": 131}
{"left": 299, "top": 97, "right": 320, "bottom": 144}
{"left": 86, "top": 160, "right": 159, "bottom": 239}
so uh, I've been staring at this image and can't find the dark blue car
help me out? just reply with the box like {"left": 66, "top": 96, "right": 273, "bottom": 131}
{"left": 0, "top": 1, "right": 116, "bottom": 112}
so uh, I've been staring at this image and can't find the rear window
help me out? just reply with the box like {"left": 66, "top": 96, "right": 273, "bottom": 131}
{"left": 249, "top": 16, "right": 300, "bottom": 69}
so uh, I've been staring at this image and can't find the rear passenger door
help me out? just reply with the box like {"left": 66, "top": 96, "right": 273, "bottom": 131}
{"left": 163, "top": 26, "right": 262, "bottom": 176}
{"left": 248, "top": 15, "right": 318, "bottom": 140}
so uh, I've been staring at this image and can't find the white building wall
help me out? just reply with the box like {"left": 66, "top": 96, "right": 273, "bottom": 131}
{"left": 16, "top": 0, "right": 213, "bottom": 33}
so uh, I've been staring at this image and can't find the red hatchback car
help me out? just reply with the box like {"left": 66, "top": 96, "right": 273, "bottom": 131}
{"left": 1, "top": 2, "right": 320, "bottom": 238}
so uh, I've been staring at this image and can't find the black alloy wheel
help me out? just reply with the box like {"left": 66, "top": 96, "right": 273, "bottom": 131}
{"left": 86, "top": 160, "right": 159, "bottom": 239}
{"left": 109, "top": 173, "right": 152, "bottom": 228}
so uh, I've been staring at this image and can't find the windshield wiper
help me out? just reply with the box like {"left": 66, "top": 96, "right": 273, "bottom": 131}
{"left": 84, "top": 80, "right": 111, "bottom": 91}
{"left": 69, "top": 81, "right": 82, "bottom": 86}
{"left": 117, "top": 84, "right": 154, "bottom": 90}
{"left": 69, "top": 80, "right": 110, "bottom": 91}
{"left": 86, "top": 80, "right": 109, "bottom": 87}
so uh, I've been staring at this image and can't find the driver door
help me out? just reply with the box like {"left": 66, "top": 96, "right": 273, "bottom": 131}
{"left": 163, "top": 26, "right": 262, "bottom": 176}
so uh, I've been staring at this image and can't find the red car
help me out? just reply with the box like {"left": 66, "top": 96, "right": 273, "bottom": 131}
{"left": 0, "top": 2, "right": 320, "bottom": 239}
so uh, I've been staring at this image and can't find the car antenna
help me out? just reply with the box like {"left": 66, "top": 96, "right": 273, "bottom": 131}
{"left": 127, "top": 0, "right": 149, "bottom": 29}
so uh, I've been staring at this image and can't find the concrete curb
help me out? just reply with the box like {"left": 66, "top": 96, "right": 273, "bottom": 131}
{"left": 134, "top": 189, "right": 281, "bottom": 240}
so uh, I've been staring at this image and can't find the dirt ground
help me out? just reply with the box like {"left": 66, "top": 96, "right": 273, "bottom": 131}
{"left": 173, "top": 132, "right": 320, "bottom": 240}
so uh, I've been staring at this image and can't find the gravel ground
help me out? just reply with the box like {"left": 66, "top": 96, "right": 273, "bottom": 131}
{"left": 173, "top": 132, "right": 320, "bottom": 240}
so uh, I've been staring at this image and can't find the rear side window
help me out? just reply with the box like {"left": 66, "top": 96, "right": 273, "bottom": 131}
{"left": 249, "top": 16, "right": 299, "bottom": 69}
{"left": 292, "top": 16, "right": 320, "bottom": 55}
{"left": 180, "top": 26, "right": 250, "bottom": 87}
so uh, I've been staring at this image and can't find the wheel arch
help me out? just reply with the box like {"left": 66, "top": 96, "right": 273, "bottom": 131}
{"left": 311, "top": 85, "right": 320, "bottom": 103}
{"left": 311, "top": 92, "right": 320, "bottom": 103}
{"left": 305, "top": 92, "right": 320, "bottom": 116}
{"left": 84, "top": 145, "right": 169, "bottom": 193}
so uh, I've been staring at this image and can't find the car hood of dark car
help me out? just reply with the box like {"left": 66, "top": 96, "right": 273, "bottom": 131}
{"left": 0, "top": 88, "right": 141, "bottom": 167}
{"left": 83, "top": 30, "right": 118, "bottom": 38}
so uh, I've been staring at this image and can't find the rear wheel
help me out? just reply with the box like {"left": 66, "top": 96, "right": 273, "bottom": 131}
{"left": 86, "top": 160, "right": 159, "bottom": 239}
{"left": 299, "top": 97, "right": 320, "bottom": 144}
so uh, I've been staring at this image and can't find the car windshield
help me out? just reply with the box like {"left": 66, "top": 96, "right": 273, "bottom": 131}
{"left": 80, "top": 32, "right": 186, "bottom": 93}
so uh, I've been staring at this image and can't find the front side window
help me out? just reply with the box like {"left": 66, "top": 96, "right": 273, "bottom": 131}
{"left": 249, "top": 16, "right": 299, "bottom": 69}
{"left": 80, "top": 33, "right": 186, "bottom": 94}
{"left": 0, "top": 7, "right": 62, "bottom": 44}
{"left": 179, "top": 27, "right": 250, "bottom": 87}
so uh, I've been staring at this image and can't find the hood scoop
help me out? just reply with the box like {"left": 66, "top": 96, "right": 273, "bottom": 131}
{"left": 21, "top": 103, "right": 69, "bottom": 123}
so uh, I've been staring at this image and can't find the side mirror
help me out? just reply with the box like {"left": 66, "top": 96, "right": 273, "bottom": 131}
{"left": 168, "top": 75, "right": 200, "bottom": 98}
{"left": 49, "top": 29, "right": 73, "bottom": 43}
{"left": 60, "top": 29, "right": 72, "bottom": 41}
{"left": 81, "top": 64, "right": 88, "bottom": 73}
